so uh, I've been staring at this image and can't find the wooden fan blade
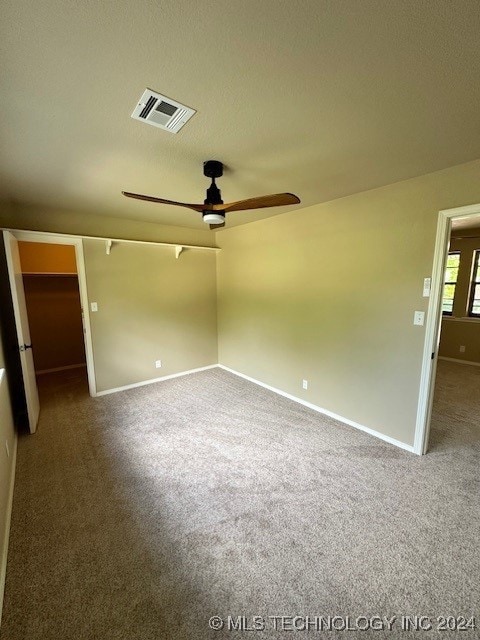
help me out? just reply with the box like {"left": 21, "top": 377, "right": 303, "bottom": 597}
{"left": 122, "top": 191, "right": 204, "bottom": 213}
{"left": 209, "top": 222, "right": 225, "bottom": 230}
{"left": 213, "top": 192, "right": 300, "bottom": 213}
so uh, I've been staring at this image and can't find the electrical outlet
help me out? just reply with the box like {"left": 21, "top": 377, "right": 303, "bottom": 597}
{"left": 5, "top": 440, "right": 9, "bottom": 458}
{"left": 302, "top": 379, "right": 308, "bottom": 390}
{"left": 413, "top": 311, "right": 425, "bottom": 326}
{"left": 460, "top": 345, "right": 466, "bottom": 353}
{"left": 155, "top": 360, "right": 162, "bottom": 369}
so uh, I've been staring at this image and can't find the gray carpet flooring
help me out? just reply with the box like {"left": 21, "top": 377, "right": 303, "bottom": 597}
{"left": 0, "top": 361, "right": 479, "bottom": 639}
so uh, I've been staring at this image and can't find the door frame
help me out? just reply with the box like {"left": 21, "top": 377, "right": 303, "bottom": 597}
{"left": 11, "top": 230, "right": 97, "bottom": 397}
{"left": 414, "top": 202, "right": 480, "bottom": 455}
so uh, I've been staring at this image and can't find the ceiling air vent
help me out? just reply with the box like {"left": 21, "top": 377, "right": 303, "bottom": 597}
{"left": 131, "top": 89, "right": 196, "bottom": 133}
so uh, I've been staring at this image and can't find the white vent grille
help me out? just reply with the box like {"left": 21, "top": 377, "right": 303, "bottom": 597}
{"left": 131, "top": 89, "right": 196, "bottom": 133}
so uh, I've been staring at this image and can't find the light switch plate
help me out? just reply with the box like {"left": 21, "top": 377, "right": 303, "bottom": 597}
{"left": 90, "top": 302, "right": 98, "bottom": 312}
{"left": 423, "top": 278, "right": 431, "bottom": 297}
{"left": 414, "top": 311, "right": 425, "bottom": 326}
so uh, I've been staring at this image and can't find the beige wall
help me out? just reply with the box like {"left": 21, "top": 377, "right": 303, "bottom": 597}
{"left": 439, "top": 320, "right": 480, "bottom": 363}
{"left": 0, "top": 209, "right": 219, "bottom": 392}
{"left": 83, "top": 239, "right": 218, "bottom": 392}
{"left": 439, "top": 230, "right": 480, "bottom": 363}
{"left": 216, "top": 159, "right": 480, "bottom": 447}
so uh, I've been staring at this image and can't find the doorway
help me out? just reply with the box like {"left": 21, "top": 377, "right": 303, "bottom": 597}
{"left": 19, "top": 242, "right": 87, "bottom": 380}
{"left": 415, "top": 203, "right": 480, "bottom": 454}
{"left": 4, "top": 231, "right": 96, "bottom": 433}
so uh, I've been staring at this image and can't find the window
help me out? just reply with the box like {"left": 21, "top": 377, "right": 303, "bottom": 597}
{"left": 442, "top": 251, "right": 460, "bottom": 315}
{"left": 468, "top": 250, "right": 480, "bottom": 317}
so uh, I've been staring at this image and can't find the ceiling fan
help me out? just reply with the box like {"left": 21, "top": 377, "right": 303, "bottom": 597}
{"left": 122, "top": 160, "right": 300, "bottom": 229}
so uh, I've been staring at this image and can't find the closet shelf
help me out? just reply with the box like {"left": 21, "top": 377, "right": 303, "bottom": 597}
{"left": 22, "top": 272, "right": 78, "bottom": 277}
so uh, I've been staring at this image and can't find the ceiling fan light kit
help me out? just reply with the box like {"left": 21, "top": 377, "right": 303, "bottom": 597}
{"left": 122, "top": 160, "right": 300, "bottom": 229}
{"left": 202, "top": 212, "right": 225, "bottom": 224}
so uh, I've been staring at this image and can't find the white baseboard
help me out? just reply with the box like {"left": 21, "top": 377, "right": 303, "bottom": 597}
{"left": 36, "top": 363, "right": 87, "bottom": 375}
{"left": 0, "top": 434, "right": 17, "bottom": 626}
{"left": 438, "top": 356, "right": 480, "bottom": 367}
{"left": 95, "top": 364, "right": 218, "bottom": 397}
{"left": 218, "top": 365, "right": 415, "bottom": 454}
{"left": 91, "top": 362, "right": 416, "bottom": 452}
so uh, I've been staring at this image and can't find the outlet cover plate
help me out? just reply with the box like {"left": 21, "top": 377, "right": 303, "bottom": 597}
{"left": 414, "top": 311, "right": 425, "bottom": 326}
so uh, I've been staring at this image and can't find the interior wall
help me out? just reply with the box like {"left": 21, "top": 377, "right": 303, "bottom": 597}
{"left": 439, "top": 320, "right": 480, "bottom": 363}
{"left": 216, "top": 159, "right": 480, "bottom": 447}
{"left": 83, "top": 239, "right": 218, "bottom": 393}
{"left": 438, "top": 229, "right": 480, "bottom": 363}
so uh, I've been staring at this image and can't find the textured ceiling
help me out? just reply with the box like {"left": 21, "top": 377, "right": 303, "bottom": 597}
{"left": 1, "top": 0, "right": 480, "bottom": 230}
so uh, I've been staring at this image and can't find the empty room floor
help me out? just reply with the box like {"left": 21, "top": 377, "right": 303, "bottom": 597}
{"left": 0, "top": 361, "right": 479, "bottom": 639}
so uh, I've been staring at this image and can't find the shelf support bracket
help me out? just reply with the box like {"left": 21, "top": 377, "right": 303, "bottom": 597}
{"left": 175, "top": 245, "right": 184, "bottom": 259}
{"left": 105, "top": 240, "right": 113, "bottom": 255}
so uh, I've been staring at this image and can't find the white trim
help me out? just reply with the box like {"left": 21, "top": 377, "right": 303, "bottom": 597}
{"left": 4, "top": 229, "right": 219, "bottom": 253}
{"left": 218, "top": 365, "right": 415, "bottom": 454}
{"left": 414, "top": 202, "right": 480, "bottom": 455}
{"left": 13, "top": 230, "right": 86, "bottom": 246}
{"left": 438, "top": 356, "right": 480, "bottom": 367}
{"left": 95, "top": 364, "right": 218, "bottom": 396}
{"left": 10, "top": 231, "right": 97, "bottom": 397}
{"left": 73, "top": 239, "right": 96, "bottom": 397}
{"left": 36, "top": 363, "right": 87, "bottom": 375}
{"left": 0, "top": 434, "right": 17, "bottom": 626}
{"left": 413, "top": 212, "right": 450, "bottom": 454}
